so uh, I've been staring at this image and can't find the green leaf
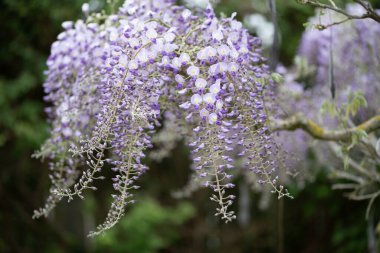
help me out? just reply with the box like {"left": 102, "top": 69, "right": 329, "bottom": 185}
{"left": 320, "top": 100, "right": 337, "bottom": 116}
{"left": 347, "top": 91, "right": 367, "bottom": 116}
{"left": 271, "top": 72, "right": 284, "bottom": 83}
{"left": 348, "top": 129, "right": 368, "bottom": 150}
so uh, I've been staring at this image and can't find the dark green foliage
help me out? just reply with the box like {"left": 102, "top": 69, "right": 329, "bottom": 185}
{"left": 0, "top": 0, "right": 90, "bottom": 148}
{"left": 285, "top": 172, "right": 368, "bottom": 253}
{"left": 95, "top": 199, "right": 195, "bottom": 253}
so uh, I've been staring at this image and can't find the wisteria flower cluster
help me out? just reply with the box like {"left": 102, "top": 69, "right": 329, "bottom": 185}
{"left": 34, "top": 0, "right": 289, "bottom": 236}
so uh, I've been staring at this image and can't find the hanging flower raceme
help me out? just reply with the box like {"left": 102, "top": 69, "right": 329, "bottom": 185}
{"left": 34, "top": 0, "right": 290, "bottom": 236}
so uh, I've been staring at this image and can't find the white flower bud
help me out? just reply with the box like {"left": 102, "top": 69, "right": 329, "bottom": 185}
{"left": 212, "top": 29, "right": 223, "bottom": 41}
{"left": 208, "top": 113, "right": 218, "bottom": 124}
{"left": 62, "top": 21, "right": 73, "bottom": 30}
{"left": 195, "top": 78, "right": 207, "bottom": 89}
{"left": 182, "top": 9, "right": 192, "bottom": 20}
{"left": 146, "top": 28, "right": 157, "bottom": 39}
{"left": 82, "top": 3, "right": 90, "bottom": 14}
{"left": 128, "top": 60, "right": 138, "bottom": 70}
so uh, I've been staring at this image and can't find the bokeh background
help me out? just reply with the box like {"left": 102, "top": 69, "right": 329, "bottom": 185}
{"left": 1, "top": 0, "right": 379, "bottom": 252}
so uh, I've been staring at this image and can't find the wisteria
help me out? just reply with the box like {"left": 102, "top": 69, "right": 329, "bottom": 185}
{"left": 34, "top": 0, "right": 290, "bottom": 236}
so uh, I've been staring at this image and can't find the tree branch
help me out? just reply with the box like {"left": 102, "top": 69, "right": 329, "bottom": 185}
{"left": 297, "top": 0, "right": 380, "bottom": 24}
{"left": 270, "top": 113, "right": 380, "bottom": 141}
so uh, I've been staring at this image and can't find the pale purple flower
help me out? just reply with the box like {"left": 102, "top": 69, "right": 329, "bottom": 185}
{"left": 217, "top": 44, "right": 230, "bottom": 57}
{"left": 205, "top": 46, "right": 217, "bottom": 58}
{"left": 239, "top": 45, "right": 249, "bottom": 54}
{"left": 212, "top": 29, "right": 223, "bottom": 41}
{"left": 146, "top": 28, "right": 158, "bottom": 39}
{"left": 128, "top": 60, "right": 139, "bottom": 70}
{"left": 218, "top": 62, "right": 228, "bottom": 73}
{"left": 182, "top": 9, "right": 192, "bottom": 20}
{"left": 62, "top": 21, "right": 73, "bottom": 30}
{"left": 200, "top": 108, "right": 209, "bottom": 118}
{"left": 62, "top": 127, "right": 73, "bottom": 137}
{"left": 216, "top": 100, "right": 223, "bottom": 110}
{"left": 164, "top": 32, "right": 175, "bottom": 42}
{"left": 180, "top": 53, "right": 191, "bottom": 65}
{"left": 187, "top": 65, "right": 200, "bottom": 76}
{"left": 163, "top": 43, "right": 178, "bottom": 53}
{"left": 197, "top": 49, "right": 207, "bottom": 61}
{"left": 82, "top": 3, "right": 90, "bottom": 14}
{"left": 228, "top": 62, "right": 239, "bottom": 73}
{"left": 136, "top": 48, "right": 149, "bottom": 63}
{"left": 161, "top": 55, "right": 170, "bottom": 65}
{"left": 209, "top": 80, "right": 220, "bottom": 94}
{"left": 191, "top": 94, "right": 202, "bottom": 105}
{"left": 175, "top": 74, "right": 185, "bottom": 84}
{"left": 203, "top": 92, "right": 216, "bottom": 104}
{"left": 208, "top": 63, "right": 219, "bottom": 76}
{"left": 230, "top": 20, "right": 242, "bottom": 30}
{"left": 128, "top": 38, "right": 140, "bottom": 48}
{"left": 208, "top": 113, "right": 218, "bottom": 124}
{"left": 179, "top": 102, "right": 191, "bottom": 109}
{"left": 172, "top": 57, "right": 181, "bottom": 69}
{"left": 195, "top": 78, "right": 207, "bottom": 89}
{"left": 178, "top": 88, "right": 188, "bottom": 95}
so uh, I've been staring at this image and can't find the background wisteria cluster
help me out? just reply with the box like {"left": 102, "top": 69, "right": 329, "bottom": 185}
{"left": 277, "top": 4, "right": 380, "bottom": 204}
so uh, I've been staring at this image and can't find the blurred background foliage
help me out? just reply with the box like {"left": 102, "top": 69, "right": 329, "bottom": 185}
{"left": 0, "top": 0, "right": 379, "bottom": 252}
{"left": 95, "top": 199, "right": 195, "bottom": 253}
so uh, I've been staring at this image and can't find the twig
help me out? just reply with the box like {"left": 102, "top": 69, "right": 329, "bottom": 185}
{"left": 268, "top": 0, "right": 279, "bottom": 70}
{"left": 297, "top": 0, "right": 380, "bottom": 24}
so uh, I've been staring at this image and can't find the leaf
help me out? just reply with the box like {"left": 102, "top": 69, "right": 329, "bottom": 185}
{"left": 271, "top": 72, "right": 283, "bottom": 83}
{"left": 320, "top": 100, "right": 337, "bottom": 116}
{"left": 341, "top": 146, "right": 350, "bottom": 169}
{"left": 348, "top": 129, "right": 368, "bottom": 150}
{"left": 348, "top": 91, "right": 367, "bottom": 116}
